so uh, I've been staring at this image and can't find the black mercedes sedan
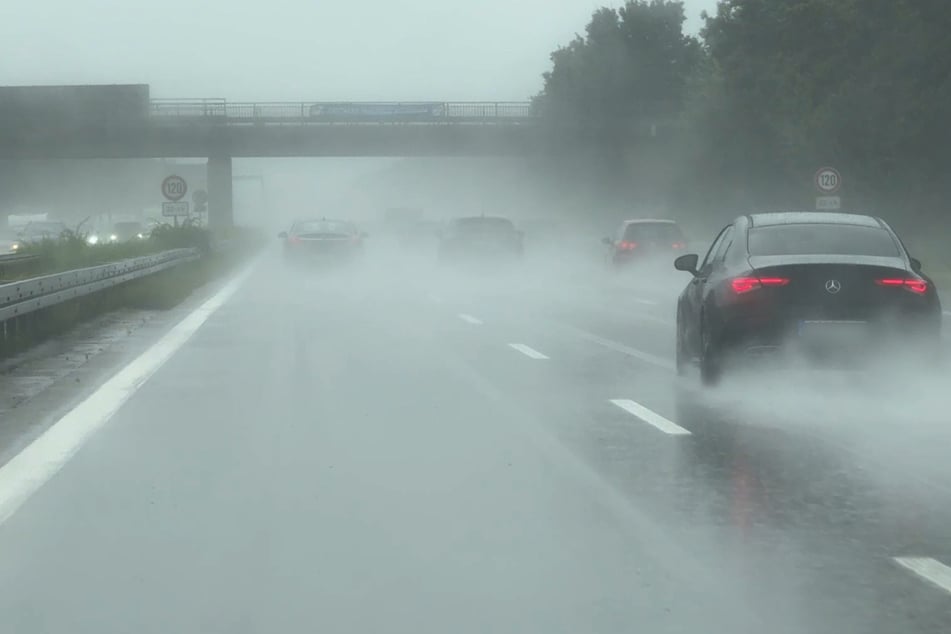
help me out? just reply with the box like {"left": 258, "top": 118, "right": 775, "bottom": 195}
{"left": 674, "top": 212, "right": 941, "bottom": 384}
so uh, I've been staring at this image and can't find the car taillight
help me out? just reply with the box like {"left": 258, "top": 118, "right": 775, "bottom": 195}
{"left": 618, "top": 241, "right": 638, "bottom": 251}
{"left": 672, "top": 241, "right": 686, "bottom": 249}
{"left": 288, "top": 235, "right": 302, "bottom": 245}
{"left": 730, "top": 276, "right": 790, "bottom": 294}
{"left": 875, "top": 278, "right": 927, "bottom": 294}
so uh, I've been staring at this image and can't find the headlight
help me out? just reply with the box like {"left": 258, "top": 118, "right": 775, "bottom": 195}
{"left": 137, "top": 233, "right": 145, "bottom": 239}
{"left": 10, "top": 243, "right": 19, "bottom": 251}
{"left": 86, "top": 235, "right": 99, "bottom": 245}
{"left": 109, "top": 234, "right": 118, "bottom": 242}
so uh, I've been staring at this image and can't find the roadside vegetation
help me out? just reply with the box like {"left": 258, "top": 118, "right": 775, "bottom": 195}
{"left": 2, "top": 222, "right": 264, "bottom": 282}
{"left": 0, "top": 222, "right": 265, "bottom": 359}
{"left": 534, "top": 0, "right": 951, "bottom": 273}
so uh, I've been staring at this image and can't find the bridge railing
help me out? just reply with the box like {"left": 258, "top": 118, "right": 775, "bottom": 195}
{"left": 149, "top": 100, "right": 535, "bottom": 125}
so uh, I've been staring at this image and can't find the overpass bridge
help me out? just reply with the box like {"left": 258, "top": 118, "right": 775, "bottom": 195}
{"left": 0, "top": 85, "right": 665, "bottom": 230}
{"left": 1, "top": 97, "right": 540, "bottom": 161}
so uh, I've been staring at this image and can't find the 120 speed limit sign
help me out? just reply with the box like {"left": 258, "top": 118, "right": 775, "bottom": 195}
{"left": 814, "top": 167, "right": 841, "bottom": 194}
{"left": 161, "top": 175, "right": 188, "bottom": 202}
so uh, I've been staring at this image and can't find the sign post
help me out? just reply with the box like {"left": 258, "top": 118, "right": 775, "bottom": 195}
{"left": 161, "top": 175, "right": 190, "bottom": 226}
{"left": 814, "top": 167, "right": 842, "bottom": 210}
{"left": 192, "top": 189, "right": 208, "bottom": 226}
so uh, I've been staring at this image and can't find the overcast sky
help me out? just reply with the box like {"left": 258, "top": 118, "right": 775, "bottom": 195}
{"left": 1, "top": 0, "right": 718, "bottom": 101}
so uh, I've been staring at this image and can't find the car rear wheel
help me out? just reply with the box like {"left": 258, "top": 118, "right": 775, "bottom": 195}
{"left": 675, "top": 314, "right": 688, "bottom": 376}
{"left": 699, "top": 326, "right": 723, "bottom": 387}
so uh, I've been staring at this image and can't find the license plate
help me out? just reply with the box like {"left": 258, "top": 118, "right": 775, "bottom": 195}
{"left": 797, "top": 320, "right": 869, "bottom": 345}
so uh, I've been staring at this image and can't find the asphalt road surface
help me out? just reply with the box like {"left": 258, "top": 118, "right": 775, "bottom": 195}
{"left": 0, "top": 248, "right": 950, "bottom": 633}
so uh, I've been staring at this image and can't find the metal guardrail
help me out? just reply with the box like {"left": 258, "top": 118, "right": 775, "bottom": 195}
{"left": 0, "top": 253, "right": 42, "bottom": 280}
{"left": 0, "top": 253, "right": 40, "bottom": 265}
{"left": 149, "top": 100, "right": 535, "bottom": 125}
{"left": 0, "top": 248, "right": 199, "bottom": 322}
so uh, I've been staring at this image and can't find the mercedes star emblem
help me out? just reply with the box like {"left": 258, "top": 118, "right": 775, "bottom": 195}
{"left": 825, "top": 279, "right": 842, "bottom": 294}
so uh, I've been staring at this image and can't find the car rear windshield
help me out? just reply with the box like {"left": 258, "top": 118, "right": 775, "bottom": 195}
{"left": 748, "top": 224, "right": 901, "bottom": 257}
{"left": 293, "top": 220, "right": 355, "bottom": 235}
{"left": 623, "top": 222, "right": 684, "bottom": 242}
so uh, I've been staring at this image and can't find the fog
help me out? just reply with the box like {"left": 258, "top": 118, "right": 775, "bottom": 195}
{"left": 1, "top": 0, "right": 950, "bottom": 631}
{"left": 1, "top": 0, "right": 717, "bottom": 99}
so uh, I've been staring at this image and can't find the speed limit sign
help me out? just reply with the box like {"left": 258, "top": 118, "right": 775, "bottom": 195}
{"left": 814, "top": 167, "right": 841, "bottom": 194}
{"left": 161, "top": 175, "right": 188, "bottom": 202}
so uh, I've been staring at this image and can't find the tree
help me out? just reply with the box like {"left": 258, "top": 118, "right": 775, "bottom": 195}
{"left": 537, "top": 0, "right": 951, "bottom": 233}
{"left": 535, "top": 1, "right": 701, "bottom": 201}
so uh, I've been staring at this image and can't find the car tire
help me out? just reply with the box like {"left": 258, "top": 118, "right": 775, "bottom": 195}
{"left": 675, "top": 314, "right": 687, "bottom": 376}
{"left": 699, "top": 326, "right": 723, "bottom": 387}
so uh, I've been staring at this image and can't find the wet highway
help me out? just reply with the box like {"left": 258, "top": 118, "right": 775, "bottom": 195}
{"left": 0, "top": 245, "right": 950, "bottom": 633}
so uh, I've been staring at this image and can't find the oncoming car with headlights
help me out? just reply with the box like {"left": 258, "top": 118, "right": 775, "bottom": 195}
{"left": 674, "top": 212, "right": 942, "bottom": 384}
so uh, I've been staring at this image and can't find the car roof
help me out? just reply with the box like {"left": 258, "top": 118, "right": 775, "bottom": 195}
{"left": 622, "top": 218, "right": 678, "bottom": 226}
{"left": 747, "top": 212, "right": 885, "bottom": 228}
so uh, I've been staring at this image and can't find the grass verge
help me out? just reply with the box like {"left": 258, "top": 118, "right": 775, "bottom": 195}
{"left": 0, "top": 227, "right": 264, "bottom": 360}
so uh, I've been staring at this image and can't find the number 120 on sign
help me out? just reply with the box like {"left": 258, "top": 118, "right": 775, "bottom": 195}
{"left": 814, "top": 167, "right": 841, "bottom": 194}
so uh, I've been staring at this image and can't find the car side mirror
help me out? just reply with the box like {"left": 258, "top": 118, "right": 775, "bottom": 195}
{"left": 910, "top": 257, "right": 922, "bottom": 273}
{"left": 278, "top": 231, "right": 288, "bottom": 239}
{"left": 602, "top": 237, "right": 613, "bottom": 246}
{"left": 674, "top": 253, "right": 700, "bottom": 276}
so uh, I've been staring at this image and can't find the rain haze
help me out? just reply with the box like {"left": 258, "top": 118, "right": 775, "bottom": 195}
{"left": 1, "top": 0, "right": 718, "bottom": 98}
{"left": 1, "top": 1, "right": 951, "bottom": 633}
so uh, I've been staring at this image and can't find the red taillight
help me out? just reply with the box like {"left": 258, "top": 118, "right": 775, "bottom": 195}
{"left": 618, "top": 241, "right": 638, "bottom": 251}
{"left": 731, "top": 277, "right": 760, "bottom": 294}
{"left": 730, "top": 276, "right": 790, "bottom": 294}
{"left": 875, "top": 278, "right": 904, "bottom": 287}
{"left": 876, "top": 278, "right": 927, "bottom": 294}
{"left": 672, "top": 241, "right": 686, "bottom": 249}
{"left": 288, "top": 235, "right": 302, "bottom": 245}
{"left": 906, "top": 279, "right": 928, "bottom": 294}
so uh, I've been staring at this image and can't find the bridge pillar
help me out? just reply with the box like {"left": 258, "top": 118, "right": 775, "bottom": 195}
{"left": 207, "top": 156, "right": 233, "bottom": 233}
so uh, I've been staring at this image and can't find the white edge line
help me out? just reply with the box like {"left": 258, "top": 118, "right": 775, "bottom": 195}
{"left": 508, "top": 343, "right": 549, "bottom": 360}
{"left": 458, "top": 313, "right": 483, "bottom": 325}
{"left": 610, "top": 399, "right": 691, "bottom": 436}
{"left": 894, "top": 557, "right": 951, "bottom": 595}
{"left": 0, "top": 262, "right": 257, "bottom": 527}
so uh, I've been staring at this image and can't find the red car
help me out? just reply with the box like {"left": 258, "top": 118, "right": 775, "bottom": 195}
{"left": 603, "top": 219, "right": 687, "bottom": 268}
